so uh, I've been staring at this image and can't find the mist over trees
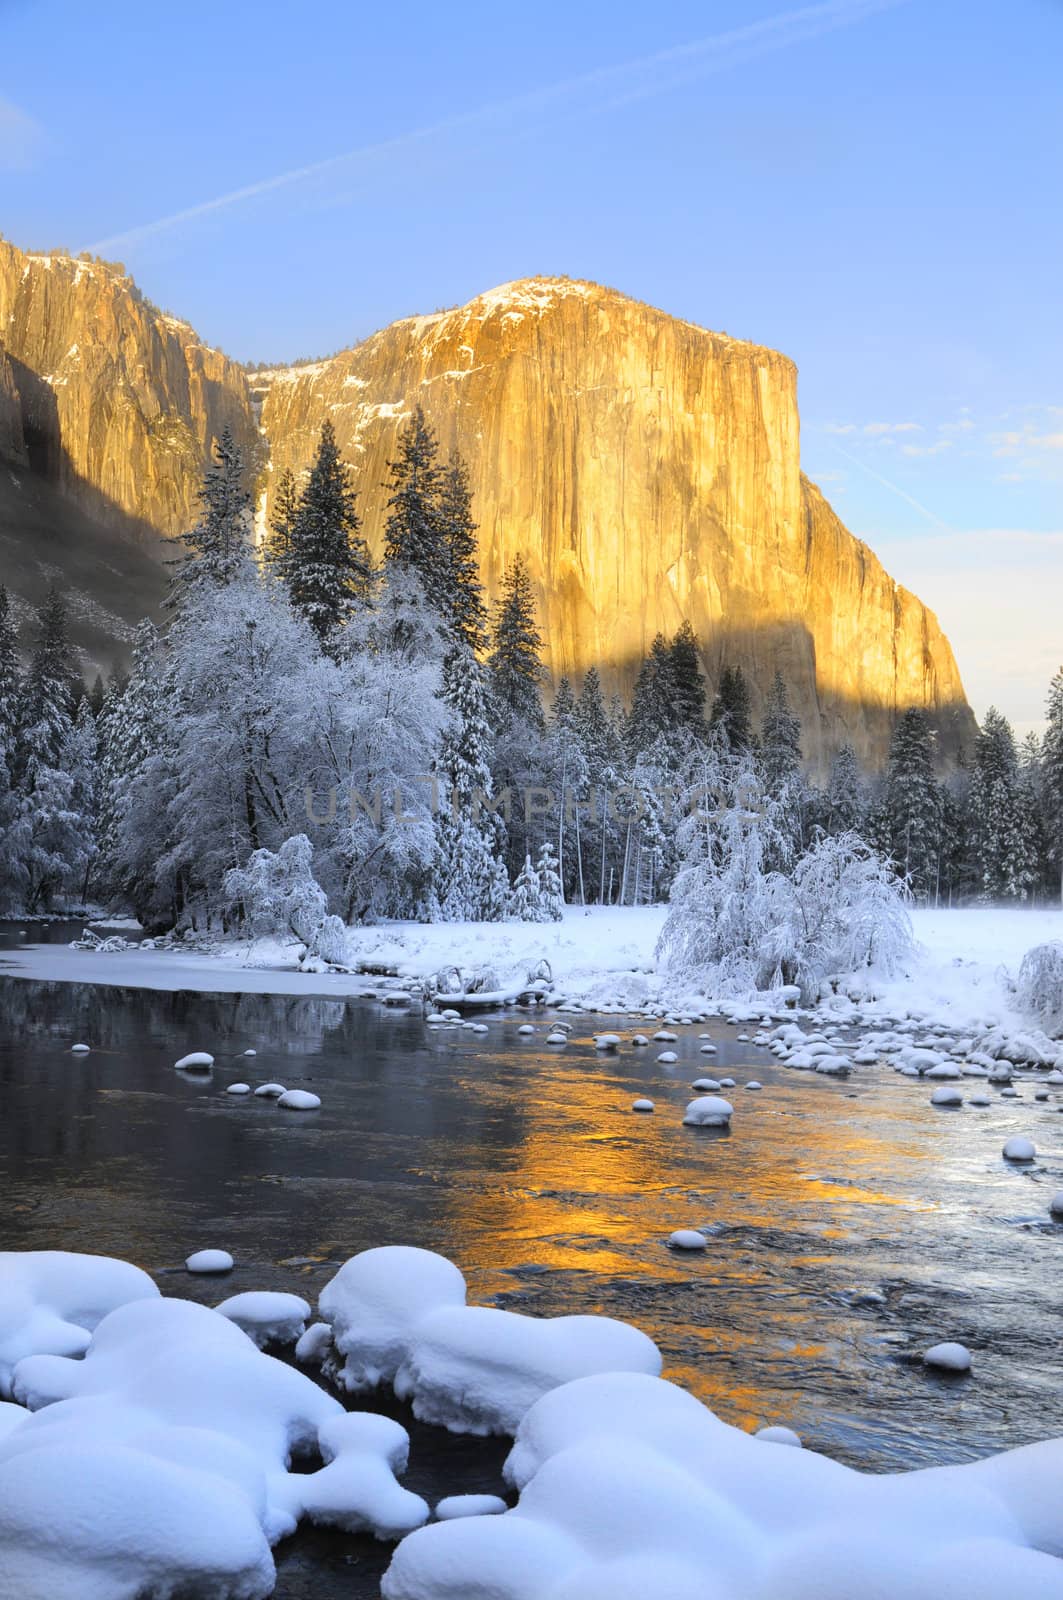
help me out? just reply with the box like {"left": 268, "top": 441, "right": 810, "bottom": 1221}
{"left": 0, "top": 415, "right": 1059, "bottom": 953}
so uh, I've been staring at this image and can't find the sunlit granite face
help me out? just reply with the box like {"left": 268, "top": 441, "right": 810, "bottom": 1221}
{"left": 0, "top": 249, "right": 973, "bottom": 770}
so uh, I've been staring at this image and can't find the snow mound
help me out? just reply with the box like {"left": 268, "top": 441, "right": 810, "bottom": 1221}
{"left": 0, "top": 1250, "right": 159, "bottom": 1397}
{"left": 631, "top": 1099, "right": 655, "bottom": 1113}
{"left": 277, "top": 1089, "right": 321, "bottom": 1111}
{"left": 382, "top": 1369, "right": 1063, "bottom": 1600}
{"left": 924, "top": 1342, "right": 972, "bottom": 1373}
{"left": 3, "top": 1290, "right": 426, "bottom": 1597}
{"left": 667, "top": 1231, "right": 708, "bottom": 1251}
{"left": 175, "top": 1051, "right": 215, "bottom": 1071}
{"left": 683, "top": 1096, "right": 733, "bottom": 1127}
{"left": 186, "top": 1249, "right": 234, "bottom": 1274}
{"left": 1003, "top": 1137, "right": 1036, "bottom": 1162}
{"left": 315, "top": 1247, "right": 660, "bottom": 1434}
{"left": 215, "top": 1291, "right": 311, "bottom": 1348}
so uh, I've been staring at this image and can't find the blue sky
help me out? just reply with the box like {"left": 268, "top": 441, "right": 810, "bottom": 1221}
{"left": 1, "top": 0, "right": 1060, "bottom": 729}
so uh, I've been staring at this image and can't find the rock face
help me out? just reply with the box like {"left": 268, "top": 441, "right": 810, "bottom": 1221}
{"left": 0, "top": 238, "right": 257, "bottom": 536}
{"left": 0, "top": 344, "right": 27, "bottom": 465}
{"left": 0, "top": 249, "right": 973, "bottom": 768}
{"left": 260, "top": 278, "right": 973, "bottom": 769}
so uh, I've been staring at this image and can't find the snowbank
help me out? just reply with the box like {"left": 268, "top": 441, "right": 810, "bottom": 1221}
{"left": 6, "top": 908, "right": 1063, "bottom": 1041}
{"left": 2, "top": 1294, "right": 428, "bottom": 1598}
{"left": 382, "top": 1371, "right": 1063, "bottom": 1600}
{"left": 314, "top": 1246, "right": 661, "bottom": 1435}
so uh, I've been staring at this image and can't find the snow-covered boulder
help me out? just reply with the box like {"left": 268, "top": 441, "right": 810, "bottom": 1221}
{"left": 683, "top": 1096, "right": 733, "bottom": 1128}
{"left": 277, "top": 1089, "right": 321, "bottom": 1111}
{"left": 923, "top": 1342, "right": 972, "bottom": 1373}
{"left": 0, "top": 1251, "right": 159, "bottom": 1398}
{"left": 215, "top": 1291, "right": 311, "bottom": 1348}
{"left": 930, "top": 1087, "right": 963, "bottom": 1107}
{"left": 1003, "top": 1137, "right": 1036, "bottom": 1162}
{"left": 316, "top": 1248, "right": 660, "bottom": 1435}
{"left": 175, "top": 1051, "right": 215, "bottom": 1071}
{"left": 186, "top": 1249, "right": 234, "bottom": 1275}
{"left": 631, "top": 1099, "right": 655, "bottom": 1113}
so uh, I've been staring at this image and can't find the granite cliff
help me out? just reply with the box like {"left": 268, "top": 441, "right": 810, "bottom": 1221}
{"left": 0, "top": 247, "right": 972, "bottom": 766}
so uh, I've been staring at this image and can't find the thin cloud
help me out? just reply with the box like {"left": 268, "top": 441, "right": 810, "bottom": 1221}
{"left": 864, "top": 420, "right": 921, "bottom": 435}
{"left": 827, "top": 440, "right": 950, "bottom": 528}
{"left": 85, "top": 0, "right": 909, "bottom": 256}
{"left": 0, "top": 95, "right": 42, "bottom": 170}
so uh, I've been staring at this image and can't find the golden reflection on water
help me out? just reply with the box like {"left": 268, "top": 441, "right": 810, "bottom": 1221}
{"left": 425, "top": 1026, "right": 943, "bottom": 1424}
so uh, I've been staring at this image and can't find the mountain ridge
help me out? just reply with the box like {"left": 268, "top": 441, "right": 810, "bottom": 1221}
{"left": 0, "top": 239, "right": 974, "bottom": 769}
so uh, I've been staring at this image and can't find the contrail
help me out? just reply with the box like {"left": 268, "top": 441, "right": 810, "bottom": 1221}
{"left": 87, "top": 0, "right": 908, "bottom": 256}
{"left": 828, "top": 441, "right": 951, "bottom": 529}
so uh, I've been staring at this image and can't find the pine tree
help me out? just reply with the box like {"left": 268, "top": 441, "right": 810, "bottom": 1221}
{"left": 825, "top": 743, "right": 863, "bottom": 835}
{"left": 0, "top": 586, "right": 27, "bottom": 912}
{"left": 709, "top": 664, "right": 753, "bottom": 752}
{"left": 95, "top": 621, "right": 166, "bottom": 903}
{"left": 433, "top": 648, "right": 509, "bottom": 921}
{"left": 1043, "top": 666, "right": 1063, "bottom": 904}
{"left": 760, "top": 671, "right": 802, "bottom": 794}
{"left": 883, "top": 708, "right": 943, "bottom": 898}
{"left": 669, "top": 621, "right": 706, "bottom": 734}
{"left": 969, "top": 707, "right": 1039, "bottom": 901}
{"left": 170, "top": 428, "right": 252, "bottom": 602}
{"left": 508, "top": 853, "right": 545, "bottom": 921}
{"left": 535, "top": 839, "right": 564, "bottom": 921}
{"left": 263, "top": 466, "right": 299, "bottom": 572}
{"left": 488, "top": 554, "right": 544, "bottom": 728}
{"left": 547, "top": 678, "right": 589, "bottom": 902}
{"left": 280, "top": 421, "right": 372, "bottom": 642}
{"left": 437, "top": 454, "right": 487, "bottom": 655}
{"left": 383, "top": 406, "right": 449, "bottom": 611}
{"left": 17, "top": 590, "right": 85, "bottom": 910}
{"left": 627, "top": 634, "right": 675, "bottom": 755}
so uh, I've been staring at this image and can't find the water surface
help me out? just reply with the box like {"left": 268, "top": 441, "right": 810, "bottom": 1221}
{"left": 1, "top": 968, "right": 1061, "bottom": 1593}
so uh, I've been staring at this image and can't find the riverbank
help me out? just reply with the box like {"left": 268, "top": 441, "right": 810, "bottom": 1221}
{"left": 2, "top": 905, "right": 1061, "bottom": 1035}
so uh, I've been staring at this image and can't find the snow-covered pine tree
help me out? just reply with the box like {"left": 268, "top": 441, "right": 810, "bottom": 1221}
{"left": 626, "top": 634, "right": 674, "bottom": 756}
{"left": 709, "top": 664, "right": 753, "bottom": 753}
{"left": 535, "top": 839, "right": 564, "bottom": 921}
{"left": 760, "top": 671, "right": 802, "bottom": 794}
{"left": 280, "top": 420, "right": 372, "bottom": 643}
{"left": 824, "top": 743, "right": 863, "bottom": 835}
{"left": 433, "top": 648, "right": 509, "bottom": 921}
{"left": 62, "top": 696, "right": 100, "bottom": 905}
{"left": 169, "top": 428, "right": 253, "bottom": 604}
{"left": 882, "top": 708, "right": 943, "bottom": 898}
{"left": 383, "top": 406, "right": 450, "bottom": 614}
{"left": 669, "top": 621, "right": 706, "bottom": 735}
{"left": 17, "top": 589, "right": 87, "bottom": 910}
{"left": 0, "top": 585, "right": 28, "bottom": 913}
{"left": 95, "top": 621, "right": 165, "bottom": 904}
{"left": 546, "top": 677, "right": 589, "bottom": 903}
{"left": 488, "top": 553, "right": 544, "bottom": 729}
{"left": 1017, "top": 732, "right": 1050, "bottom": 899}
{"left": 1042, "top": 666, "right": 1063, "bottom": 904}
{"left": 969, "top": 706, "right": 1039, "bottom": 902}
{"left": 262, "top": 465, "right": 298, "bottom": 573}
{"left": 576, "top": 667, "right": 625, "bottom": 902}
{"left": 507, "top": 853, "right": 545, "bottom": 921}
{"left": 436, "top": 454, "right": 488, "bottom": 655}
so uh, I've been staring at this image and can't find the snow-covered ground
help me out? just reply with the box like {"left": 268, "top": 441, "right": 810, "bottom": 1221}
{"left": 4, "top": 906, "right": 1062, "bottom": 1037}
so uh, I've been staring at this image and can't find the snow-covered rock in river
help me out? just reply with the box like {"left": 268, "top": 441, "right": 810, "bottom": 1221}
{"left": 930, "top": 1087, "right": 963, "bottom": 1107}
{"left": 631, "top": 1099, "right": 655, "bottom": 1113}
{"left": 435, "top": 1494, "right": 507, "bottom": 1520}
{"left": 0, "top": 1250, "right": 159, "bottom": 1397}
{"left": 226, "top": 1082, "right": 252, "bottom": 1095}
{"left": 186, "top": 1249, "right": 234, "bottom": 1274}
{"left": 316, "top": 1247, "right": 660, "bottom": 1434}
{"left": 1003, "top": 1137, "right": 1036, "bottom": 1162}
{"left": 923, "top": 1341, "right": 972, "bottom": 1373}
{"left": 277, "top": 1089, "right": 321, "bottom": 1111}
{"left": 175, "top": 1051, "right": 215, "bottom": 1071}
{"left": 667, "top": 1231, "right": 708, "bottom": 1251}
{"left": 682, "top": 1096, "right": 734, "bottom": 1128}
{"left": 215, "top": 1291, "right": 311, "bottom": 1348}
{"left": 254, "top": 1082, "right": 287, "bottom": 1098}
